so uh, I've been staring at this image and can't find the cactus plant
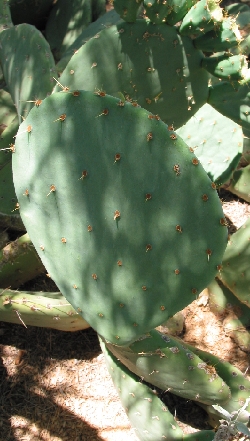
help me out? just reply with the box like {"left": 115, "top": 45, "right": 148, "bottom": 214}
{"left": 0, "top": 288, "right": 89, "bottom": 331}
{"left": 56, "top": 8, "right": 121, "bottom": 74}
{"left": 12, "top": 90, "right": 228, "bottom": 345}
{"left": 0, "top": 2, "right": 58, "bottom": 123}
{"left": 176, "top": 103, "right": 243, "bottom": 186}
{"left": 228, "top": 165, "right": 250, "bottom": 203}
{"left": 0, "top": 233, "right": 45, "bottom": 289}
{"left": 208, "top": 279, "right": 250, "bottom": 352}
{"left": 99, "top": 336, "right": 216, "bottom": 441}
{"left": 45, "top": 0, "right": 106, "bottom": 60}
{"left": 217, "top": 217, "right": 250, "bottom": 308}
{"left": 101, "top": 329, "right": 230, "bottom": 405}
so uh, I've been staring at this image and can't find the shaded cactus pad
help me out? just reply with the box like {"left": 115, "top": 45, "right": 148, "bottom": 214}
{"left": 12, "top": 91, "right": 227, "bottom": 345}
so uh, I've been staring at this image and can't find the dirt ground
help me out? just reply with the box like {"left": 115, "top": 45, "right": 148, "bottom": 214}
{"left": 0, "top": 190, "right": 250, "bottom": 441}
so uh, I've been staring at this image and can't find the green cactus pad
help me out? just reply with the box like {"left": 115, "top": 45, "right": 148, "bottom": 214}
{"left": 100, "top": 337, "right": 215, "bottom": 441}
{"left": 54, "top": 20, "right": 209, "bottom": 129}
{"left": 0, "top": 89, "right": 17, "bottom": 131}
{"left": 12, "top": 91, "right": 227, "bottom": 345}
{"left": 0, "top": 160, "right": 18, "bottom": 216}
{"left": 164, "top": 0, "right": 199, "bottom": 26}
{"left": 217, "top": 218, "right": 250, "bottom": 308}
{"left": 103, "top": 329, "right": 230, "bottom": 404}
{"left": 0, "top": 23, "right": 57, "bottom": 122}
{"left": 0, "top": 0, "right": 13, "bottom": 31}
{"left": 228, "top": 165, "right": 250, "bottom": 203}
{"left": 113, "top": 0, "right": 142, "bottom": 22}
{"left": 0, "top": 115, "right": 18, "bottom": 169}
{"left": 201, "top": 54, "right": 250, "bottom": 82}
{"left": 194, "top": 17, "right": 242, "bottom": 52}
{"left": 182, "top": 342, "right": 250, "bottom": 425}
{"left": 45, "top": 0, "right": 105, "bottom": 60}
{"left": 143, "top": 0, "right": 170, "bottom": 24}
{"left": 176, "top": 103, "right": 243, "bottom": 186}
{"left": 0, "top": 289, "right": 89, "bottom": 331}
{"left": 208, "top": 278, "right": 243, "bottom": 316}
{"left": 179, "top": 0, "right": 223, "bottom": 37}
{"left": 56, "top": 9, "right": 121, "bottom": 75}
{"left": 208, "top": 82, "right": 250, "bottom": 132}
{"left": 208, "top": 279, "right": 250, "bottom": 352}
{"left": 0, "top": 233, "right": 45, "bottom": 289}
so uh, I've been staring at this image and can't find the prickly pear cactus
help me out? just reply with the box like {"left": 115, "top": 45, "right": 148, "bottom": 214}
{"left": 56, "top": 9, "right": 121, "bottom": 75}
{"left": 228, "top": 165, "right": 250, "bottom": 202}
{"left": 99, "top": 336, "right": 216, "bottom": 441}
{"left": 12, "top": 90, "right": 227, "bottom": 345}
{"left": 218, "top": 217, "right": 250, "bottom": 308}
{"left": 45, "top": 0, "right": 106, "bottom": 61}
{"left": 208, "top": 82, "right": 250, "bottom": 132}
{"left": 0, "top": 289, "right": 89, "bottom": 331}
{"left": 0, "top": 2, "right": 58, "bottom": 122}
{"left": 0, "top": 233, "right": 45, "bottom": 289}
{"left": 54, "top": 20, "right": 209, "bottom": 129}
{"left": 100, "top": 332, "right": 250, "bottom": 440}
{"left": 208, "top": 279, "right": 250, "bottom": 352}
{"left": 102, "top": 329, "right": 230, "bottom": 405}
{"left": 176, "top": 103, "right": 243, "bottom": 186}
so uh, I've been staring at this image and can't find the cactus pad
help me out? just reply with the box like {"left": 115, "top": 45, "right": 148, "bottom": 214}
{"left": 176, "top": 103, "right": 243, "bottom": 186}
{"left": 0, "top": 289, "right": 89, "bottom": 331}
{"left": 54, "top": 20, "right": 209, "bottom": 129}
{"left": 100, "top": 336, "right": 215, "bottom": 441}
{"left": 103, "top": 329, "right": 230, "bottom": 404}
{"left": 12, "top": 90, "right": 227, "bottom": 345}
{"left": 218, "top": 217, "right": 250, "bottom": 308}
